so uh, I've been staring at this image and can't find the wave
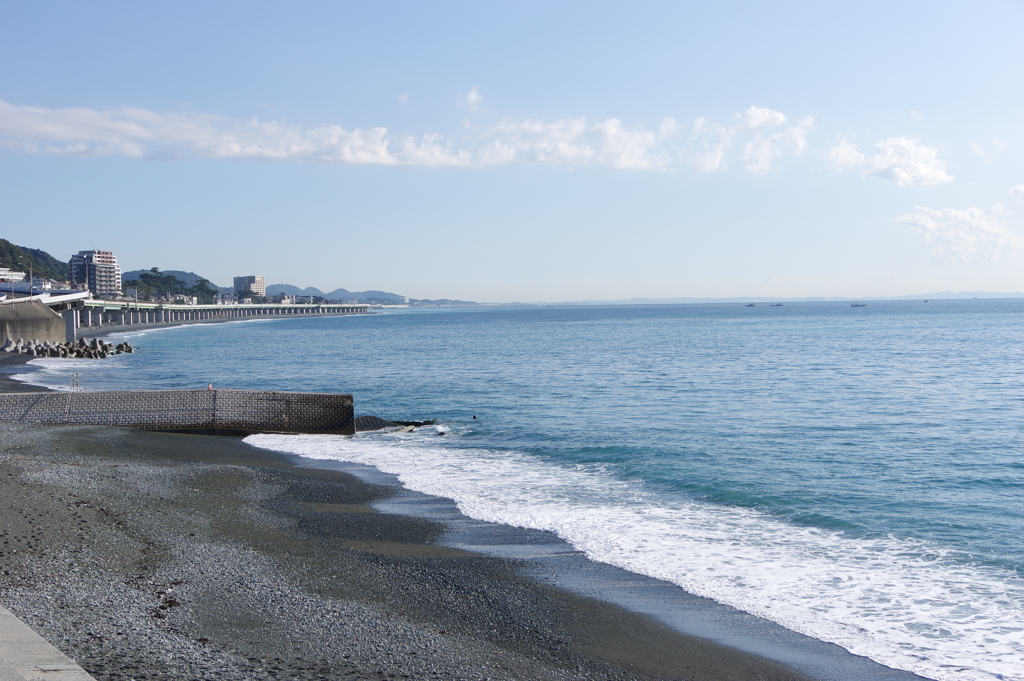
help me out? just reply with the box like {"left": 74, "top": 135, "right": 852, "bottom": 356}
{"left": 247, "top": 430, "right": 1024, "bottom": 681}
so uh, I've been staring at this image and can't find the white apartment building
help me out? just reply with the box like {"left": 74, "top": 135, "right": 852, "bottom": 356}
{"left": 69, "top": 250, "right": 122, "bottom": 297}
{"left": 233, "top": 275, "right": 266, "bottom": 297}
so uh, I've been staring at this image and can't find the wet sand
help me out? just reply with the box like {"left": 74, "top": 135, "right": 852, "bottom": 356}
{"left": 1, "top": 355, "right": 811, "bottom": 680}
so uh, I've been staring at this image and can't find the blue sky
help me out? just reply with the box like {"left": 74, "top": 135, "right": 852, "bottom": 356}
{"left": 1, "top": 1, "right": 1022, "bottom": 301}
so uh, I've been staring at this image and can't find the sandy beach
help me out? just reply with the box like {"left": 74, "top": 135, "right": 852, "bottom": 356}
{"left": 0, "top": 354, "right": 812, "bottom": 681}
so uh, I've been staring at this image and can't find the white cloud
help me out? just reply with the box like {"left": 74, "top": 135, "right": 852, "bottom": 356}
{"left": 483, "top": 118, "right": 593, "bottom": 166}
{"left": 871, "top": 138, "right": 953, "bottom": 185}
{"left": 398, "top": 93, "right": 408, "bottom": 105}
{"left": 971, "top": 139, "right": 1006, "bottom": 161}
{"left": 896, "top": 205, "right": 1018, "bottom": 262}
{"left": 742, "top": 105, "right": 787, "bottom": 130}
{"left": 0, "top": 98, "right": 810, "bottom": 174}
{"left": 689, "top": 107, "right": 813, "bottom": 174}
{"left": 0, "top": 99, "right": 413, "bottom": 164}
{"left": 1012, "top": 184, "right": 1024, "bottom": 200}
{"left": 396, "top": 133, "right": 472, "bottom": 167}
{"left": 658, "top": 117, "right": 679, "bottom": 138}
{"left": 0, "top": 98, "right": 472, "bottom": 167}
{"left": 592, "top": 118, "right": 664, "bottom": 169}
{"left": 825, "top": 136, "right": 952, "bottom": 186}
{"left": 690, "top": 117, "right": 736, "bottom": 172}
{"left": 464, "top": 87, "right": 482, "bottom": 109}
{"left": 741, "top": 115, "right": 813, "bottom": 175}
{"left": 824, "top": 137, "right": 865, "bottom": 170}
{"left": 479, "top": 117, "right": 669, "bottom": 170}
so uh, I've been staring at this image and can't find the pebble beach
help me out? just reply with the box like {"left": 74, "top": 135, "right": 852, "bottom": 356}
{"left": 0, "top": 353, "right": 811, "bottom": 681}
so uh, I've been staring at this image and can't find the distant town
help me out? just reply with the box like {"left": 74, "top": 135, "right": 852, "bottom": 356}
{"left": 0, "top": 239, "right": 479, "bottom": 308}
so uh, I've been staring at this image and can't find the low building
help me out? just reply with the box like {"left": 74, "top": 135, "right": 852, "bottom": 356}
{"left": 0, "top": 266, "right": 26, "bottom": 283}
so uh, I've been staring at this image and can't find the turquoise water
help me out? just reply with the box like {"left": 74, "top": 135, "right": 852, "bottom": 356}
{"left": 21, "top": 300, "right": 1024, "bottom": 681}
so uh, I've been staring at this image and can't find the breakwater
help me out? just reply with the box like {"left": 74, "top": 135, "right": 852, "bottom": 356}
{"left": 0, "top": 389, "right": 354, "bottom": 435}
{"left": 1, "top": 337, "right": 133, "bottom": 358}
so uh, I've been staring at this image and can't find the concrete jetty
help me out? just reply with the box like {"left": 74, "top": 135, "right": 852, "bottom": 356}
{"left": 0, "top": 389, "right": 355, "bottom": 435}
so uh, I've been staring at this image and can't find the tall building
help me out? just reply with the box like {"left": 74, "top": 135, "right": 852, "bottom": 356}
{"left": 233, "top": 275, "right": 266, "bottom": 297}
{"left": 69, "top": 250, "right": 122, "bottom": 297}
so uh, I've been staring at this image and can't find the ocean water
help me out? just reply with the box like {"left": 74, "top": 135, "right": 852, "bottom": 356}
{"left": 18, "top": 301, "right": 1024, "bottom": 681}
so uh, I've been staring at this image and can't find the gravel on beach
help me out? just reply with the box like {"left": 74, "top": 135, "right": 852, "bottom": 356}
{"left": 1, "top": 357, "right": 810, "bottom": 681}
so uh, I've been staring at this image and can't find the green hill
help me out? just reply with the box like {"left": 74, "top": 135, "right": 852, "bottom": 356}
{"left": 0, "top": 239, "right": 69, "bottom": 280}
{"left": 122, "top": 269, "right": 233, "bottom": 294}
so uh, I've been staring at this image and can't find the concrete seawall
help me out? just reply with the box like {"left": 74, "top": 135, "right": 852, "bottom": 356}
{"left": 0, "top": 301, "right": 66, "bottom": 345}
{"left": 0, "top": 389, "right": 354, "bottom": 435}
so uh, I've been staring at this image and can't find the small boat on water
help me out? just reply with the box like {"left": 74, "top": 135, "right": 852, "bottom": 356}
{"left": 770, "top": 303, "right": 783, "bottom": 307}
{"left": 745, "top": 303, "right": 755, "bottom": 307}
{"left": 851, "top": 303, "right": 866, "bottom": 307}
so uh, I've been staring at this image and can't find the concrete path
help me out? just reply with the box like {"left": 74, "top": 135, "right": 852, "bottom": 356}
{"left": 0, "top": 605, "right": 95, "bottom": 681}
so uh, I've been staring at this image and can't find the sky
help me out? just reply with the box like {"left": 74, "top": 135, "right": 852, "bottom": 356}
{"left": 1, "top": 1, "right": 1023, "bottom": 302}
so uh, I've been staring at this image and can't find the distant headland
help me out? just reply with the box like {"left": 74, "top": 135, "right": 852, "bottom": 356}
{"left": 3, "top": 238, "right": 1021, "bottom": 308}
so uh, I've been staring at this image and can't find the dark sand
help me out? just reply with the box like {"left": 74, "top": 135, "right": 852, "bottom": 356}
{"left": 1, "top": 354, "right": 811, "bottom": 680}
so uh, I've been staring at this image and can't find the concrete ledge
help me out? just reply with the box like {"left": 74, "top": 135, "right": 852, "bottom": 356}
{"left": 0, "top": 605, "right": 95, "bottom": 681}
{"left": 0, "top": 389, "right": 355, "bottom": 435}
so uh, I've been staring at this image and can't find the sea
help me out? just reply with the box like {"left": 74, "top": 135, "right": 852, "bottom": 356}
{"left": 15, "top": 300, "right": 1024, "bottom": 681}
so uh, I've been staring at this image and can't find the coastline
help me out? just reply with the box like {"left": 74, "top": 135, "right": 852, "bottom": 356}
{"left": 0, "top": 353, "right": 56, "bottom": 393}
{"left": 0, "top": 348, "right": 933, "bottom": 675}
{"left": 1, "top": 362, "right": 813, "bottom": 681}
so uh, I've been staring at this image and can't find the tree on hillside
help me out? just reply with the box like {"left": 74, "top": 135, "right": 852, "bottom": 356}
{"left": 187, "top": 278, "right": 220, "bottom": 304}
{"left": 236, "top": 289, "right": 266, "bottom": 304}
{"left": 122, "top": 267, "right": 220, "bottom": 304}
{"left": 0, "top": 239, "right": 69, "bottom": 280}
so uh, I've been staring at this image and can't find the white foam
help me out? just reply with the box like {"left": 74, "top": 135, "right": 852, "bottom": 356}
{"left": 248, "top": 432, "right": 1023, "bottom": 681}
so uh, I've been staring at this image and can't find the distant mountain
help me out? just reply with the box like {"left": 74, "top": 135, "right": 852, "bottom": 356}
{"left": 122, "top": 270, "right": 405, "bottom": 302}
{"left": 265, "top": 284, "right": 322, "bottom": 297}
{"left": 265, "top": 283, "right": 405, "bottom": 303}
{"left": 887, "top": 291, "right": 1024, "bottom": 300}
{"left": 560, "top": 292, "right": 1024, "bottom": 305}
{"left": 0, "top": 239, "right": 69, "bottom": 280}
